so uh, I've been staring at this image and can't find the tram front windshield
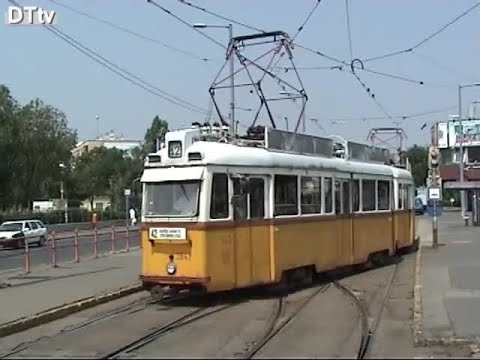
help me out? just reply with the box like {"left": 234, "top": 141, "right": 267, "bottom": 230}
{"left": 144, "top": 181, "right": 200, "bottom": 217}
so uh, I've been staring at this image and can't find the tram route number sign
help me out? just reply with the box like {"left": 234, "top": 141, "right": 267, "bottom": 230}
{"left": 149, "top": 227, "right": 186, "bottom": 241}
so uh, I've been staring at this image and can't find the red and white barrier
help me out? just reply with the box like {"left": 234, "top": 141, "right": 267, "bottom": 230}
{"left": 125, "top": 225, "right": 130, "bottom": 252}
{"left": 74, "top": 228, "right": 80, "bottom": 263}
{"left": 51, "top": 231, "right": 57, "bottom": 268}
{"left": 111, "top": 226, "right": 116, "bottom": 253}
{"left": 24, "top": 239, "right": 30, "bottom": 274}
{"left": 93, "top": 227, "right": 98, "bottom": 259}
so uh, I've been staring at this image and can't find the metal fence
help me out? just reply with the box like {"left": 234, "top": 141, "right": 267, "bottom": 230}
{"left": 0, "top": 226, "right": 142, "bottom": 274}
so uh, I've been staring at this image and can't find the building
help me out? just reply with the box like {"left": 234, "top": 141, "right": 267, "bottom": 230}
{"left": 72, "top": 131, "right": 142, "bottom": 158}
{"left": 431, "top": 103, "right": 480, "bottom": 210}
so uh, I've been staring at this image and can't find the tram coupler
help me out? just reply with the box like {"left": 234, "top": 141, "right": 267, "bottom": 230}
{"left": 149, "top": 285, "right": 180, "bottom": 302}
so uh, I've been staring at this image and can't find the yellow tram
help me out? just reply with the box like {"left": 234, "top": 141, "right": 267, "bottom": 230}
{"left": 139, "top": 125, "right": 418, "bottom": 299}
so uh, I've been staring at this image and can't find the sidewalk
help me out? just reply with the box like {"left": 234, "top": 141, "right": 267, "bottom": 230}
{"left": 415, "top": 212, "right": 480, "bottom": 345}
{"left": 0, "top": 249, "right": 143, "bottom": 336}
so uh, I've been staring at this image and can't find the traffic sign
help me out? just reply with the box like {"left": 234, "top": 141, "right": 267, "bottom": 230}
{"left": 428, "top": 186, "right": 442, "bottom": 201}
{"left": 124, "top": 189, "right": 131, "bottom": 196}
{"left": 426, "top": 200, "right": 443, "bottom": 217}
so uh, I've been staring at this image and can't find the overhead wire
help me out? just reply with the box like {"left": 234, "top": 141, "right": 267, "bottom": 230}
{"left": 146, "top": 0, "right": 226, "bottom": 49}
{"left": 325, "top": 105, "right": 457, "bottom": 122}
{"left": 47, "top": 0, "right": 213, "bottom": 63}
{"left": 291, "top": 0, "right": 323, "bottom": 42}
{"left": 8, "top": 0, "right": 209, "bottom": 115}
{"left": 362, "top": 1, "right": 480, "bottom": 63}
{"left": 410, "top": 49, "right": 477, "bottom": 80}
{"left": 281, "top": 48, "right": 454, "bottom": 88}
{"left": 351, "top": 71, "right": 393, "bottom": 119}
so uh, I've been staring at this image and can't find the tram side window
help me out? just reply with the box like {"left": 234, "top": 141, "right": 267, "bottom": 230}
{"left": 342, "top": 180, "right": 350, "bottom": 214}
{"left": 301, "top": 176, "right": 321, "bottom": 214}
{"left": 324, "top": 177, "right": 333, "bottom": 213}
{"left": 398, "top": 184, "right": 404, "bottom": 210}
{"left": 352, "top": 179, "right": 360, "bottom": 212}
{"left": 210, "top": 173, "right": 229, "bottom": 219}
{"left": 377, "top": 180, "right": 390, "bottom": 210}
{"left": 249, "top": 178, "right": 265, "bottom": 219}
{"left": 404, "top": 184, "right": 411, "bottom": 209}
{"left": 274, "top": 175, "right": 298, "bottom": 216}
{"left": 334, "top": 179, "right": 342, "bottom": 214}
{"left": 362, "top": 179, "right": 376, "bottom": 211}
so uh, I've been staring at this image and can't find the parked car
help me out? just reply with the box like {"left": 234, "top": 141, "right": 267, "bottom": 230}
{"left": 0, "top": 220, "right": 47, "bottom": 249}
{"left": 414, "top": 198, "right": 425, "bottom": 215}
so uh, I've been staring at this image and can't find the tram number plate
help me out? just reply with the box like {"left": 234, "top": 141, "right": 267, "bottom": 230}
{"left": 149, "top": 227, "right": 186, "bottom": 241}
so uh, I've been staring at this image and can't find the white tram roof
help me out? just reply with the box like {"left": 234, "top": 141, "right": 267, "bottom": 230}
{"left": 143, "top": 140, "right": 413, "bottom": 181}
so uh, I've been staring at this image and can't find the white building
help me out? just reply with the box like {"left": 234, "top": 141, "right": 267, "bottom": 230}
{"left": 72, "top": 131, "right": 142, "bottom": 158}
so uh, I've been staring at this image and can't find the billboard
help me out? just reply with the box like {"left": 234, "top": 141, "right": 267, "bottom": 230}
{"left": 437, "top": 122, "right": 449, "bottom": 148}
{"left": 448, "top": 119, "right": 480, "bottom": 147}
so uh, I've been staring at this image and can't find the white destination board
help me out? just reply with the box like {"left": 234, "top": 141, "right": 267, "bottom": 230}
{"left": 149, "top": 227, "right": 186, "bottom": 240}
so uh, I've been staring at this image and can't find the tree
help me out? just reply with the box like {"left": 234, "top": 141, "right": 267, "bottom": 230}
{"left": 0, "top": 85, "right": 18, "bottom": 209}
{"left": 10, "top": 99, "right": 77, "bottom": 209}
{"left": 71, "top": 147, "right": 135, "bottom": 211}
{"left": 406, "top": 145, "right": 428, "bottom": 188}
{"left": 143, "top": 115, "right": 168, "bottom": 154}
{"left": 0, "top": 86, "right": 77, "bottom": 211}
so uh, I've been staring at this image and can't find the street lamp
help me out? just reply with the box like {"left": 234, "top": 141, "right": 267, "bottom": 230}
{"left": 279, "top": 90, "right": 306, "bottom": 132}
{"left": 193, "top": 22, "right": 235, "bottom": 134}
{"left": 95, "top": 114, "right": 100, "bottom": 139}
{"left": 458, "top": 83, "right": 480, "bottom": 220}
{"left": 59, "top": 162, "right": 68, "bottom": 223}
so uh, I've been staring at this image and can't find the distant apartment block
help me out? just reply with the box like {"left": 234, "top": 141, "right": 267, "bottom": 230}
{"left": 72, "top": 131, "right": 142, "bottom": 158}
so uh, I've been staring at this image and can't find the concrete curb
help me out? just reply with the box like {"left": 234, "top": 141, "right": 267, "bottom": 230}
{"left": 413, "top": 244, "right": 424, "bottom": 346}
{"left": 412, "top": 245, "right": 480, "bottom": 348}
{"left": 0, "top": 283, "right": 143, "bottom": 338}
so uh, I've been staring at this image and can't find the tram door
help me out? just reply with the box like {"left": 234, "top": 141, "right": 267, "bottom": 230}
{"left": 232, "top": 176, "right": 270, "bottom": 287}
{"left": 335, "top": 178, "right": 353, "bottom": 266}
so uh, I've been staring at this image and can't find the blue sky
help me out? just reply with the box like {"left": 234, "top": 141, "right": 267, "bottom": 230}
{"left": 1, "top": 0, "right": 479, "bottom": 148}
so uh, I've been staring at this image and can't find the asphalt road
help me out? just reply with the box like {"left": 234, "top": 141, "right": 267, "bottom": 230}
{"left": 0, "top": 228, "right": 140, "bottom": 272}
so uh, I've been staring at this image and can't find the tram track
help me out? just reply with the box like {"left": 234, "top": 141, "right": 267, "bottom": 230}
{"left": 241, "top": 283, "right": 331, "bottom": 359}
{"left": 1, "top": 261, "right": 402, "bottom": 359}
{"left": 102, "top": 300, "right": 245, "bottom": 359}
{"left": 0, "top": 292, "right": 201, "bottom": 359}
{"left": 332, "top": 261, "right": 400, "bottom": 359}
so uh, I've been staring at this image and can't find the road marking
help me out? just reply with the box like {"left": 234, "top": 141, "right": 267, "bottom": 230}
{"left": 450, "top": 240, "right": 472, "bottom": 245}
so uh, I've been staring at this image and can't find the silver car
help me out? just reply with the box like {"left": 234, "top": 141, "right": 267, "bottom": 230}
{"left": 0, "top": 220, "right": 48, "bottom": 248}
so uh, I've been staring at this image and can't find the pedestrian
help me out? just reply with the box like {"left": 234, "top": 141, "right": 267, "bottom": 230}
{"left": 129, "top": 207, "right": 137, "bottom": 226}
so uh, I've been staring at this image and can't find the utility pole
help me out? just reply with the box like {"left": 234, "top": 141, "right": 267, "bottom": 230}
{"left": 428, "top": 145, "right": 440, "bottom": 247}
{"left": 458, "top": 86, "right": 466, "bottom": 222}
{"left": 59, "top": 162, "right": 68, "bottom": 223}
{"left": 228, "top": 23, "right": 235, "bottom": 135}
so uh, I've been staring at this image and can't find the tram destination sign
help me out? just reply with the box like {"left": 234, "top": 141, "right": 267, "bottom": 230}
{"left": 149, "top": 227, "right": 186, "bottom": 241}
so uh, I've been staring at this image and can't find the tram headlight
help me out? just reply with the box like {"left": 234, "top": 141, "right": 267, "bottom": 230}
{"left": 166, "top": 262, "right": 176, "bottom": 275}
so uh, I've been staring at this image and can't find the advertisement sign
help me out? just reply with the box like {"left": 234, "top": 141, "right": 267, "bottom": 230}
{"left": 437, "top": 122, "right": 449, "bottom": 148}
{"left": 448, "top": 119, "right": 480, "bottom": 147}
